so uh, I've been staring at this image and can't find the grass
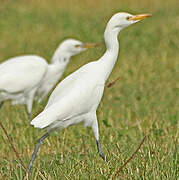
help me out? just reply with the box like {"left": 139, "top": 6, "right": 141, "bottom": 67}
{"left": 0, "top": 0, "right": 178, "bottom": 179}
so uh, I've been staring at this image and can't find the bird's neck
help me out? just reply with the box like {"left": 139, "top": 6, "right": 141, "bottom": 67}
{"left": 44, "top": 55, "right": 70, "bottom": 85}
{"left": 99, "top": 27, "right": 120, "bottom": 82}
{"left": 50, "top": 48, "right": 71, "bottom": 65}
{"left": 48, "top": 52, "right": 70, "bottom": 76}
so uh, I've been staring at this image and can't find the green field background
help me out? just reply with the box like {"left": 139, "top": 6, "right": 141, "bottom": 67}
{"left": 0, "top": 0, "right": 178, "bottom": 179}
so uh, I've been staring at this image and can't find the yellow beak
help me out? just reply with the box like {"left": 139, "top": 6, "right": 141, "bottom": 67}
{"left": 128, "top": 14, "right": 152, "bottom": 21}
{"left": 81, "top": 43, "right": 100, "bottom": 48}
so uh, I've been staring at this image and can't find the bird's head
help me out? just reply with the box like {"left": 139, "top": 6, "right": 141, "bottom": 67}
{"left": 51, "top": 39, "right": 99, "bottom": 64}
{"left": 106, "top": 12, "right": 152, "bottom": 32}
{"left": 59, "top": 39, "right": 99, "bottom": 56}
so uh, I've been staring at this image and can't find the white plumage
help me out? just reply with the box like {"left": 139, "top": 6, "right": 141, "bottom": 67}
{"left": 28, "top": 12, "right": 151, "bottom": 172}
{"left": 32, "top": 61, "right": 104, "bottom": 130}
{"left": 0, "top": 55, "right": 47, "bottom": 117}
{"left": 0, "top": 39, "right": 97, "bottom": 118}
{"left": 36, "top": 39, "right": 97, "bottom": 103}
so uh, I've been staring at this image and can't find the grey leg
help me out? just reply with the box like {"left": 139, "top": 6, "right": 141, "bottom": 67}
{"left": 25, "top": 105, "right": 31, "bottom": 120}
{"left": 26, "top": 87, "right": 37, "bottom": 121}
{"left": 28, "top": 132, "right": 49, "bottom": 174}
{"left": 96, "top": 140, "right": 105, "bottom": 160}
{"left": 91, "top": 113, "right": 106, "bottom": 160}
{"left": 0, "top": 102, "right": 4, "bottom": 109}
{"left": 27, "top": 112, "right": 31, "bottom": 121}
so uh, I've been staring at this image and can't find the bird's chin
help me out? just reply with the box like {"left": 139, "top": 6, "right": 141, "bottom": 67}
{"left": 132, "top": 20, "right": 140, "bottom": 24}
{"left": 81, "top": 48, "right": 87, "bottom": 52}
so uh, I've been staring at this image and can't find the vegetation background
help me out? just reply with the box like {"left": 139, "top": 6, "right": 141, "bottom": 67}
{"left": 0, "top": 0, "right": 178, "bottom": 179}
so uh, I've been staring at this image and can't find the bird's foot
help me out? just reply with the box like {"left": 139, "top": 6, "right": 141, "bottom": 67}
{"left": 99, "top": 151, "right": 106, "bottom": 161}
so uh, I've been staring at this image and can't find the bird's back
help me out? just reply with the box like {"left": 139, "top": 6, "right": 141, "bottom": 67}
{"left": 0, "top": 55, "right": 48, "bottom": 93}
{"left": 31, "top": 61, "right": 105, "bottom": 129}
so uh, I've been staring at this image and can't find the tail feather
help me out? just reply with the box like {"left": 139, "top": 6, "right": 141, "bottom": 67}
{"left": 30, "top": 103, "right": 60, "bottom": 129}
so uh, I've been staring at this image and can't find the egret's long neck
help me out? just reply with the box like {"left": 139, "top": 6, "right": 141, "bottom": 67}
{"left": 99, "top": 26, "right": 121, "bottom": 82}
{"left": 47, "top": 50, "right": 71, "bottom": 79}
{"left": 50, "top": 48, "right": 71, "bottom": 65}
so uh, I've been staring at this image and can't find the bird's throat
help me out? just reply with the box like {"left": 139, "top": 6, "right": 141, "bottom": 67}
{"left": 99, "top": 29, "right": 120, "bottom": 81}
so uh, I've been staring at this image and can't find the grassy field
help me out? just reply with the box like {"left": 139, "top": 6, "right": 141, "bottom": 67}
{"left": 0, "top": 0, "right": 178, "bottom": 179}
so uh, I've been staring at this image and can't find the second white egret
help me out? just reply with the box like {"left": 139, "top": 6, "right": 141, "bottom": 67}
{"left": 0, "top": 39, "right": 97, "bottom": 119}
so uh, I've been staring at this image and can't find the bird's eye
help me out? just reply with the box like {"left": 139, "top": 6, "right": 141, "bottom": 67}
{"left": 126, "top": 16, "right": 130, "bottom": 20}
{"left": 75, "top": 44, "right": 81, "bottom": 48}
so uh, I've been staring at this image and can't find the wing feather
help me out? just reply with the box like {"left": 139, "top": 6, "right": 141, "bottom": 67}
{"left": 0, "top": 55, "right": 48, "bottom": 92}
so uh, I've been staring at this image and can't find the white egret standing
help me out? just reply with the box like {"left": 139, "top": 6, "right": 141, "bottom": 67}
{"left": 0, "top": 39, "right": 97, "bottom": 119}
{"left": 28, "top": 12, "right": 151, "bottom": 172}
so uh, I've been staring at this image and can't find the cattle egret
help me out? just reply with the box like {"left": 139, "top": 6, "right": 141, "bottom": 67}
{"left": 0, "top": 39, "right": 97, "bottom": 119}
{"left": 28, "top": 12, "right": 151, "bottom": 172}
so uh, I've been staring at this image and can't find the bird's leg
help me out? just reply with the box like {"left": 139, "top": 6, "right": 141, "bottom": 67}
{"left": 26, "top": 88, "right": 37, "bottom": 121}
{"left": 91, "top": 114, "right": 106, "bottom": 160}
{"left": 28, "top": 132, "right": 49, "bottom": 174}
{"left": 27, "top": 112, "right": 31, "bottom": 121}
{"left": 0, "top": 102, "right": 4, "bottom": 109}
{"left": 37, "top": 92, "right": 47, "bottom": 104}
{"left": 96, "top": 140, "right": 105, "bottom": 160}
{"left": 25, "top": 103, "right": 31, "bottom": 120}
{"left": 25, "top": 103, "right": 32, "bottom": 121}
